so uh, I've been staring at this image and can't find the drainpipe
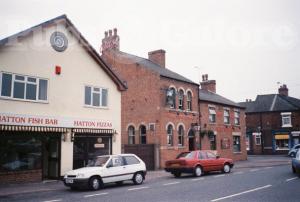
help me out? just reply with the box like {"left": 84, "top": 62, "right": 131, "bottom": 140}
{"left": 259, "top": 113, "right": 264, "bottom": 154}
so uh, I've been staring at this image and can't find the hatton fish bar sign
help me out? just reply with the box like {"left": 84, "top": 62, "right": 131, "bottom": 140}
{"left": 0, "top": 113, "right": 113, "bottom": 129}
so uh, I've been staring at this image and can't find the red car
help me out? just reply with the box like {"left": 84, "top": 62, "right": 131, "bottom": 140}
{"left": 165, "top": 150, "right": 234, "bottom": 177}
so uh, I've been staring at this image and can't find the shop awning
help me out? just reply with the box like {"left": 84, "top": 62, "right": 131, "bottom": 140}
{"left": 275, "top": 134, "right": 289, "bottom": 140}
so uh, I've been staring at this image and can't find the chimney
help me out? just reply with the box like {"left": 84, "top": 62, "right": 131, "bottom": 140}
{"left": 101, "top": 28, "right": 120, "bottom": 53}
{"left": 278, "top": 84, "right": 288, "bottom": 96}
{"left": 200, "top": 74, "right": 216, "bottom": 93}
{"left": 148, "top": 49, "right": 166, "bottom": 68}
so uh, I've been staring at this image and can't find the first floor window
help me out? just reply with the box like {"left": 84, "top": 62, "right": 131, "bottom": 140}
{"left": 281, "top": 112, "right": 292, "bottom": 127}
{"left": 178, "top": 89, "right": 184, "bottom": 110}
{"left": 1, "top": 72, "right": 48, "bottom": 102}
{"left": 85, "top": 85, "right": 108, "bottom": 107}
{"left": 187, "top": 91, "right": 192, "bottom": 111}
{"left": 233, "top": 136, "right": 241, "bottom": 152}
{"left": 224, "top": 109, "right": 230, "bottom": 124}
{"left": 167, "top": 124, "right": 173, "bottom": 146}
{"left": 128, "top": 126, "right": 135, "bottom": 144}
{"left": 140, "top": 125, "right": 147, "bottom": 144}
{"left": 234, "top": 110, "right": 240, "bottom": 125}
{"left": 178, "top": 125, "right": 184, "bottom": 146}
{"left": 209, "top": 107, "right": 216, "bottom": 123}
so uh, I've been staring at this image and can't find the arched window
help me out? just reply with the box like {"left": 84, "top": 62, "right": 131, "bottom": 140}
{"left": 187, "top": 91, "right": 192, "bottom": 111}
{"left": 178, "top": 125, "right": 184, "bottom": 146}
{"left": 167, "top": 124, "right": 173, "bottom": 146}
{"left": 140, "top": 125, "right": 147, "bottom": 144}
{"left": 128, "top": 126, "right": 135, "bottom": 144}
{"left": 166, "top": 87, "right": 176, "bottom": 108}
{"left": 178, "top": 89, "right": 184, "bottom": 110}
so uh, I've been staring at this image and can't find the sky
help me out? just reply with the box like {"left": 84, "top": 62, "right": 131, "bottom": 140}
{"left": 1, "top": 0, "right": 300, "bottom": 102}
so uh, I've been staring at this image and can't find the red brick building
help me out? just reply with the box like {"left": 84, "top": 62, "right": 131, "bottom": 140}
{"left": 101, "top": 29, "right": 200, "bottom": 169}
{"left": 199, "top": 74, "right": 247, "bottom": 161}
{"left": 240, "top": 85, "right": 300, "bottom": 155}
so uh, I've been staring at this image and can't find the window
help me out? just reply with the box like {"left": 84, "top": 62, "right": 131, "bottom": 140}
{"left": 234, "top": 110, "right": 240, "bottom": 125}
{"left": 275, "top": 134, "right": 289, "bottom": 150}
{"left": 124, "top": 156, "right": 140, "bottom": 165}
{"left": 209, "top": 107, "right": 216, "bottom": 123}
{"left": 233, "top": 136, "right": 241, "bottom": 152}
{"left": 187, "top": 91, "right": 192, "bottom": 111}
{"left": 1, "top": 72, "right": 48, "bottom": 102}
{"left": 206, "top": 151, "right": 216, "bottom": 159}
{"left": 209, "top": 134, "right": 216, "bottom": 150}
{"left": 178, "top": 125, "right": 184, "bottom": 146}
{"left": 111, "top": 156, "right": 124, "bottom": 167}
{"left": 140, "top": 125, "right": 147, "bottom": 144}
{"left": 85, "top": 85, "right": 108, "bottom": 107}
{"left": 166, "top": 87, "right": 176, "bottom": 108}
{"left": 178, "top": 89, "right": 184, "bottom": 110}
{"left": 253, "top": 132, "right": 261, "bottom": 145}
{"left": 128, "top": 126, "right": 135, "bottom": 144}
{"left": 167, "top": 124, "right": 173, "bottom": 146}
{"left": 224, "top": 109, "right": 230, "bottom": 124}
{"left": 281, "top": 112, "right": 292, "bottom": 127}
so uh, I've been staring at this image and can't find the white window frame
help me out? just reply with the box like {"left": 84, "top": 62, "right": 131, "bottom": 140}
{"left": 281, "top": 112, "right": 292, "bottom": 127}
{"left": 209, "top": 107, "right": 216, "bottom": 123}
{"left": 233, "top": 135, "right": 241, "bottom": 152}
{"left": 178, "top": 89, "right": 184, "bottom": 110}
{"left": 234, "top": 109, "right": 240, "bottom": 126}
{"left": 128, "top": 126, "right": 135, "bottom": 145}
{"left": 167, "top": 124, "right": 173, "bottom": 146}
{"left": 178, "top": 125, "right": 184, "bottom": 146}
{"left": 224, "top": 109, "right": 230, "bottom": 124}
{"left": 187, "top": 91, "right": 192, "bottom": 111}
{"left": 253, "top": 132, "right": 261, "bottom": 145}
{"left": 84, "top": 85, "right": 108, "bottom": 108}
{"left": 0, "top": 72, "right": 48, "bottom": 103}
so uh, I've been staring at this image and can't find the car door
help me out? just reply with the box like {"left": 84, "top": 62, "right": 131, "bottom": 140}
{"left": 123, "top": 155, "right": 141, "bottom": 180}
{"left": 198, "top": 151, "right": 210, "bottom": 171}
{"left": 206, "top": 151, "right": 220, "bottom": 171}
{"left": 102, "top": 156, "right": 127, "bottom": 183}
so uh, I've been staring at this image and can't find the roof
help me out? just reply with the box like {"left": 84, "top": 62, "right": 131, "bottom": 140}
{"left": 239, "top": 94, "right": 300, "bottom": 113}
{"left": 109, "top": 50, "right": 198, "bottom": 85}
{"left": 199, "top": 89, "right": 243, "bottom": 108}
{"left": 0, "top": 15, "right": 127, "bottom": 91}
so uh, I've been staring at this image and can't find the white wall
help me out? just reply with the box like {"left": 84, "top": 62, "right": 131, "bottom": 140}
{"left": 0, "top": 21, "right": 122, "bottom": 175}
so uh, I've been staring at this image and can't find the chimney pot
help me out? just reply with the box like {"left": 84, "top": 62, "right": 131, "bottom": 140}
{"left": 101, "top": 28, "right": 120, "bottom": 54}
{"left": 278, "top": 84, "right": 289, "bottom": 96}
{"left": 109, "top": 30, "right": 112, "bottom": 36}
{"left": 113, "top": 28, "right": 117, "bottom": 36}
{"left": 200, "top": 74, "right": 216, "bottom": 93}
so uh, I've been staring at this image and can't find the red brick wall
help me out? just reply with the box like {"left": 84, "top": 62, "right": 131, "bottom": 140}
{"left": 199, "top": 101, "right": 247, "bottom": 161}
{"left": 0, "top": 170, "right": 42, "bottom": 184}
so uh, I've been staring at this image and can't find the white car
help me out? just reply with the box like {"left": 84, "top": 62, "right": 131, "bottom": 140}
{"left": 63, "top": 154, "right": 147, "bottom": 190}
{"left": 288, "top": 144, "right": 300, "bottom": 157}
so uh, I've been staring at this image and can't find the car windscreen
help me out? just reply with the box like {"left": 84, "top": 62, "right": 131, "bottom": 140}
{"left": 87, "top": 156, "right": 110, "bottom": 167}
{"left": 176, "top": 152, "right": 195, "bottom": 159}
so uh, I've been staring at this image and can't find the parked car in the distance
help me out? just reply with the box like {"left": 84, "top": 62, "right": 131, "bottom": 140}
{"left": 63, "top": 154, "right": 147, "bottom": 190}
{"left": 164, "top": 150, "right": 234, "bottom": 177}
{"left": 288, "top": 144, "right": 300, "bottom": 157}
{"left": 292, "top": 149, "right": 300, "bottom": 177}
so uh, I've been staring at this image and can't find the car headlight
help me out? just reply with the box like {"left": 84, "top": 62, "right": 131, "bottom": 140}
{"left": 76, "top": 173, "right": 85, "bottom": 178}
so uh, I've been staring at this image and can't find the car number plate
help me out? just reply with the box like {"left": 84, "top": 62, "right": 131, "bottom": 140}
{"left": 66, "top": 179, "right": 73, "bottom": 184}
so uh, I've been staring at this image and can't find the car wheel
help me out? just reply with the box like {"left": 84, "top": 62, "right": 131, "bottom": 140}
{"left": 89, "top": 176, "right": 102, "bottom": 191}
{"left": 133, "top": 172, "right": 144, "bottom": 185}
{"left": 292, "top": 166, "right": 296, "bottom": 173}
{"left": 173, "top": 172, "right": 181, "bottom": 178}
{"left": 194, "top": 166, "right": 202, "bottom": 177}
{"left": 223, "top": 164, "right": 231, "bottom": 173}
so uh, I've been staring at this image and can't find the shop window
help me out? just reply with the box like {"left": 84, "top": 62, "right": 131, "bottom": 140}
{"left": 233, "top": 136, "right": 241, "bottom": 152}
{"left": 234, "top": 109, "right": 240, "bottom": 125}
{"left": 187, "top": 91, "right": 192, "bottom": 111}
{"left": 0, "top": 135, "right": 42, "bottom": 172}
{"left": 0, "top": 72, "right": 48, "bottom": 102}
{"left": 209, "top": 107, "right": 216, "bottom": 123}
{"left": 281, "top": 112, "right": 292, "bottom": 127}
{"left": 275, "top": 134, "right": 289, "bottom": 150}
{"left": 85, "top": 85, "right": 108, "bottom": 107}
{"left": 140, "top": 125, "right": 147, "bottom": 144}
{"left": 166, "top": 87, "right": 176, "bottom": 108}
{"left": 167, "top": 124, "right": 173, "bottom": 146}
{"left": 178, "top": 125, "right": 184, "bottom": 146}
{"left": 128, "top": 126, "right": 135, "bottom": 144}
{"left": 224, "top": 109, "right": 230, "bottom": 124}
{"left": 178, "top": 89, "right": 184, "bottom": 110}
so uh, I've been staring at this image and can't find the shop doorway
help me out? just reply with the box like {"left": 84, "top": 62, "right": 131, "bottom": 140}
{"left": 73, "top": 134, "right": 112, "bottom": 169}
{"left": 188, "top": 130, "right": 195, "bottom": 151}
{"left": 42, "top": 134, "right": 61, "bottom": 180}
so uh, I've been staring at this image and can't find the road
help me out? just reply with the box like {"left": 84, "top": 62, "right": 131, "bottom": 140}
{"left": 1, "top": 165, "right": 299, "bottom": 202}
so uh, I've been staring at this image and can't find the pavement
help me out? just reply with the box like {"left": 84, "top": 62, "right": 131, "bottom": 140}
{"left": 0, "top": 155, "right": 291, "bottom": 198}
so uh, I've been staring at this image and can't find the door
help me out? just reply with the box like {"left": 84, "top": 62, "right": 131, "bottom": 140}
{"left": 102, "top": 156, "right": 127, "bottom": 183}
{"left": 42, "top": 134, "right": 60, "bottom": 180}
{"left": 188, "top": 130, "right": 195, "bottom": 151}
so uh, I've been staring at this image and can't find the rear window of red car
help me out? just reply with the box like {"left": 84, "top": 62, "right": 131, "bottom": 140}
{"left": 176, "top": 152, "right": 195, "bottom": 159}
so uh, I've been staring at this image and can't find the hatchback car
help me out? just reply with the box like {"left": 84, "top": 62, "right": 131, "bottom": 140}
{"left": 165, "top": 150, "right": 234, "bottom": 177}
{"left": 288, "top": 144, "right": 300, "bottom": 157}
{"left": 292, "top": 149, "right": 300, "bottom": 177}
{"left": 63, "top": 154, "right": 147, "bottom": 190}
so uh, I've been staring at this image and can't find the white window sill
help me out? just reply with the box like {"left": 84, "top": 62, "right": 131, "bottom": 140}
{"left": 0, "top": 96, "right": 49, "bottom": 104}
{"left": 233, "top": 151, "right": 242, "bottom": 154}
{"left": 282, "top": 124, "right": 292, "bottom": 128}
{"left": 84, "top": 105, "right": 109, "bottom": 110}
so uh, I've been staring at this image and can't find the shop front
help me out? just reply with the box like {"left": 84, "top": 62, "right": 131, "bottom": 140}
{"left": 273, "top": 131, "right": 290, "bottom": 154}
{"left": 291, "top": 131, "right": 300, "bottom": 147}
{"left": 0, "top": 113, "right": 116, "bottom": 183}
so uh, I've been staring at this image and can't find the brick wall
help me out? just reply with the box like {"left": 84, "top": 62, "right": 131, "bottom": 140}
{"left": 0, "top": 170, "right": 42, "bottom": 184}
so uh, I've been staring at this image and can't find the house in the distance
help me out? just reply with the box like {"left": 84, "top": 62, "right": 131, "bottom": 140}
{"left": 199, "top": 74, "right": 247, "bottom": 161}
{"left": 240, "top": 84, "right": 300, "bottom": 155}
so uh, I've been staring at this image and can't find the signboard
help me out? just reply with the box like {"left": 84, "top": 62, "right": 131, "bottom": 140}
{"left": 0, "top": 113, "right": 113, "bottom": 129}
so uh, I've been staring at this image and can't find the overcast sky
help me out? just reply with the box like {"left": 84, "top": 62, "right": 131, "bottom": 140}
{"left": 1, "top": 0, "right": 300, "bottom": 102}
